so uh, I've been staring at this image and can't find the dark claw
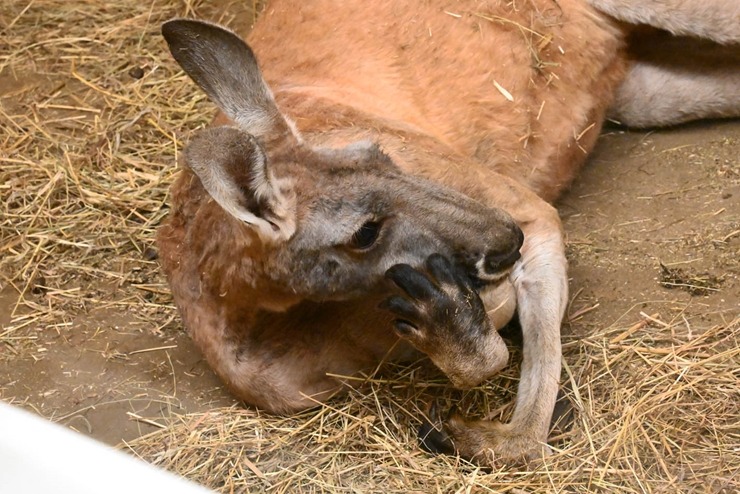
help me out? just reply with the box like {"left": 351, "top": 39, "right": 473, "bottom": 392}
{"left": 379, "top": 295, "right": 422, "bottom": 337}
{"left": 379, "top": 295, "right": 419, "bottom": 321}
{"left": 425, "top": 253, "right": 458, "bottom": 286}
{"left": 393, "top": 320, "right": 419, "bottom": 337}
{"left": 418, "top": 401, "right": 455, "bottom": 455}
{"left": 385, "top": 264, "right": 438, "bottom": 300}
{"left": 419, "top": 422, "right": 455, "bottom": 455}
{"left": 429, "top": 399, "right": 441, "bottom": 422}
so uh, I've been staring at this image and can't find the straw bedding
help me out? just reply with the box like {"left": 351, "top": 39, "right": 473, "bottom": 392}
{"left": 1, "top": 0, "right": 738, "bottom": 492}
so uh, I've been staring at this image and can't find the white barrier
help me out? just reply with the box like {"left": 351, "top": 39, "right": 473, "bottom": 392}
{"left": 0, "top": 402, "right": 214, "bottom": 494}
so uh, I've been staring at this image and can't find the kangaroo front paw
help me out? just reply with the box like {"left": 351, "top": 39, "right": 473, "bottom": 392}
{"left": 381, "top": 254, "right": 509, "bottom": 388}
{"left": 420, "top": 402, "right": 551, "bottom": 467}
{"left": 382, "top": 253, "right": 487, "bottom": 345}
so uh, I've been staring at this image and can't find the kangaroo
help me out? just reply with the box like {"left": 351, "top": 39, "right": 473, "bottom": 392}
{"left": 158, "top": 0, "right": 740, "bottom": 465}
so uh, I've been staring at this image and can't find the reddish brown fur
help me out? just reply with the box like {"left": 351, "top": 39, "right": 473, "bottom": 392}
{"left": 249, "top": 0, "right": 626, "bottom": 201}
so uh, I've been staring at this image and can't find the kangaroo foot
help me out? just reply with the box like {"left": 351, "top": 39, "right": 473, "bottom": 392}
{"left": 419, "top": 400, "right": 551, "bottom": 467}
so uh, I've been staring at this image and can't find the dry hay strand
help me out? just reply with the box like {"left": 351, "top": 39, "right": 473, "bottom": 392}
{"left": 1, "top": 0, "right": 258, "bottom": 350}
{"left": 659, "top": 262, "right": 723, "bottom": 296}
{"left": 125, "top": 314, "right": 740, "bottom": 493}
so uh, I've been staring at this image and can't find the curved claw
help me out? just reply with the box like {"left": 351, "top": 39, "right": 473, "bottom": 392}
{"left": 418, "top": 401, "right": 456, "bottom": 456}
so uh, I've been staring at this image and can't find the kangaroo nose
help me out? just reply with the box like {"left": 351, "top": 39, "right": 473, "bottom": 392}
{"left": 483, "top": 225, "right": 524, "bottom": 273}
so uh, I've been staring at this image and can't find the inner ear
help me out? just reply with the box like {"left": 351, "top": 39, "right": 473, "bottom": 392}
{"left": 184, "top": 126, "right": 295, "bottom": 243}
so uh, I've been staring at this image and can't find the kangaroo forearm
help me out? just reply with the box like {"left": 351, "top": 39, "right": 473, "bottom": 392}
{"left": 509, "top": 225, "right": 568, "bottom": 437}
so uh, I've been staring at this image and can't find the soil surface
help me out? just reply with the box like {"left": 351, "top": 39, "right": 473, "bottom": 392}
{"left": 2, "top": 118, "right": 737, "bottom": 447}
{"left": 563, "top": 120, "right": 738, "bottom": 328}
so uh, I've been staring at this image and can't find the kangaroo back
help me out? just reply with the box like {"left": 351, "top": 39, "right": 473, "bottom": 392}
{"left": 247, "top": 0, "right": 627, "bottom": 201}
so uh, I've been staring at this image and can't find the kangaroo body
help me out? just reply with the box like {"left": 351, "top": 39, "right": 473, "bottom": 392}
{"left": 158, "top": 0, "right": 740, "bottom": 464}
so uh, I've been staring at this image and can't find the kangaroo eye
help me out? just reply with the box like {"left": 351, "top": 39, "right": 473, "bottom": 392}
{"left": 349, "top": 221, "right": 381, "bottom": 250}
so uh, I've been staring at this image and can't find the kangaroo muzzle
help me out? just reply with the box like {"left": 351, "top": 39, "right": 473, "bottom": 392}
{"left": 482, "top": 224, "right": 524, "bottom": 273}
{"left": 453, "top": 223, "right": 524, "bottom": 284}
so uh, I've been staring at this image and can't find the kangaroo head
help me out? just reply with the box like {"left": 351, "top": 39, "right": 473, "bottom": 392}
{"left": 162, "top": 19, "right": 523, "bottom": 306}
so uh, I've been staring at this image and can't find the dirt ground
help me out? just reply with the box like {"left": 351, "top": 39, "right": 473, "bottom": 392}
{"left": 1, "top": 1, "right": 738, "bottom": 492}
{"left": 565, "top": 121, "right": 738, "bottom": 324}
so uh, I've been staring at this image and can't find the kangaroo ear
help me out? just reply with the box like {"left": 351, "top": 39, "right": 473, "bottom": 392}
{"left": 184, "top": 126, "right": 295, "bottom": 243}
{"left": 162, "top": 18, "right": 293, "bottom": 140}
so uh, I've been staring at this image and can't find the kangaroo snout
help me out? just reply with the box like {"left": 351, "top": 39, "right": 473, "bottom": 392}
{"left": 455, "top": 223, "right": 523, "bottom": 283}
